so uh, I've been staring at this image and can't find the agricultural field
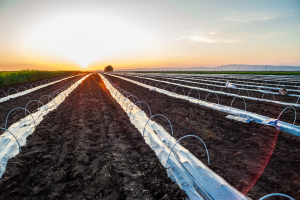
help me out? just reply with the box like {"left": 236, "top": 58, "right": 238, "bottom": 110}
{"left": 0, "top": 72, "right": 299, "bottom": 199}
{"left": 136, "top": 71, "right": 300, "bottom": 76}
{"left": 0, "top": 70, "right": 80, "bottom": 87}
{"left": 0, "top": 73, "right": 185, "bottom": 200}
{"left": 105, "top": 72, "right": 300, "bottom": 199}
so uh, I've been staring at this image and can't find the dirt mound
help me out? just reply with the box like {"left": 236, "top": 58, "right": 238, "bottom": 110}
{"left": 0, "top": 74, "right": 186, "bottom": 200}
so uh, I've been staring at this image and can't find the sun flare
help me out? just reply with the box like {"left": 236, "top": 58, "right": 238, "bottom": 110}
{"left": 26, "top": 13, "right": 151, "bottom": 68}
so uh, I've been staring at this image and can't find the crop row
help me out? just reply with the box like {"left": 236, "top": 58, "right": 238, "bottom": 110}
{"left": 0, "top": 75, "right": 86, "bottom": 147}
{"left": 125, "top": 73, "right": 300, "bottom": 104}
{"left": 112, "top": 73, "right": 300, "bottom": 135}
{"left": 103, "top": 73, "right": 297, "bottom": 200}
{"left": 0, "top": 70, "right": 80, "bottom": 87}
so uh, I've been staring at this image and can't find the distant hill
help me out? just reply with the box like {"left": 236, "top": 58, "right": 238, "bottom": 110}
{"left": 115, "top": 64, "right": 300, "bottom": 71}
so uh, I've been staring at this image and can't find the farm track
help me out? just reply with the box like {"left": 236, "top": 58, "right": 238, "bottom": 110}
{"left": 0, "top": 74, "right": 185, "bottom": 200}
{"left": 120, "top": 74, "right": 300, "bottom": 126}
{"left": 106, "top": 74, "right": 300, "bottom": 200}
{"left": 0, "top": 75, "right": 85, "bottom": 135}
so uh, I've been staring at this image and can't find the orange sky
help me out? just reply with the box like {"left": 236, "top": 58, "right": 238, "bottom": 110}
{"left": 0, "top": 0, "right": 299, "bottom": 71}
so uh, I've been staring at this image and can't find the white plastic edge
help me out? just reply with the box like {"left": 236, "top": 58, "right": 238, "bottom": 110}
{"left": 111, "top": 74, "right": 300, "bottom": 137}
{"left": 0, "top": 74, "right": 90, "bottom": 178}
{"left": 123, "top": 74, "right": 300, "bottom": 107}
{"left": 0, "top": 74, "right": 82, "bottom": 103}
{"left": 100, "top": 74, "right": 250, "bottom": 200}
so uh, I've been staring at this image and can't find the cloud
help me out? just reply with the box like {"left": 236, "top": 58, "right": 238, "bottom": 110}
{"left": 173, "top": 31, "right": 241, "bottom": 44}
{"left": 222, "top": 10, "right": 295, "bottom": 22}
{"left": 187, "top": 34, "right": 240, "bottom": 44}
{"left": 173, "top": 30, "right": 287, "bottom": 44}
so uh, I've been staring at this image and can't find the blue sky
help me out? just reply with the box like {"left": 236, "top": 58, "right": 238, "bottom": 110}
{"left": 0, "top": 0, "right": 299, "bottom": 70}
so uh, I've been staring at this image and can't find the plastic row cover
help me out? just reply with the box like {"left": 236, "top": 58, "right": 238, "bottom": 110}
{"left": 101, "top": 74, "right": 250, "bottom": 200}
{"left": 0, "top": 74, "right": 82, "bottom": 103}
{"left": 111, "top": 74, "right": 300, "bottom": 138}
{"left": 0, "top": 75, "right": 90, "bottom": 178}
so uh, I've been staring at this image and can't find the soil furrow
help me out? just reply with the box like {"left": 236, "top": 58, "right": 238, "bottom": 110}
{"left": 0, "top": 75, "right": 85, "bottom": 134}
{"left": 0, "top": 73, "right": 82, "bottom": 98}
{"left": 106, "top": 74, "right": 300, "bottom": 200}
{"left": 122, "top": 74, "right": 300, "bottom": 126}
{"left": 0, "top": 74, "right": 186, "bottom": 200}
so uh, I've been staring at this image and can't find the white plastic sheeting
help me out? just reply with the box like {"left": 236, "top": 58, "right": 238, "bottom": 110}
{"left": 163, "top": 75, "right": 300, "bottom": 97}
{"left": 131, "top": 73, "right": 300, "bottom": 89}
{"left": 0, "top": 74, "right": 81, "bottom": 103}
{"left": 225, "top": 81, "right": 236, "bottom": 88}
{"left": 0, "top": 74, "right": 90, "bottom": 178}
{"left": 110, "top": 74, "right": 300, "bottom": 138}
{"left": 159, "top": 74, "right": 300, "bottom": 92}
{"left": 100, "top": 74, "right": 250, "bottom": 200}
{"left": 125, "top": 74, "right": 300, "bottom": 107}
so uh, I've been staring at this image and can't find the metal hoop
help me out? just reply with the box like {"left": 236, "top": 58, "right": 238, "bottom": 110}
{"left": 277, "top": 107, "right": 297, "bottom": 125}
{"left": 5, "top": 107, "right": 36, "bottom": 129}
{"left": 165, "top": 135, "right": 210, "bottom": 169}
{"left": 0, "top": 127, "right": 22, "bottom": 153}
{"left": 174, "top": 86, "right": 185, "bottom": 97}
{"left": 230, "top": 96, "right": 246, "bottom": 111}
{"left": 204, "top": 93, "right": 219, "bottom": 105}
{"left": 188, "top": 88, "right": 201, "bottom": 100}
{"left": 142, "top": 114, "right": 173, "bottom": 138}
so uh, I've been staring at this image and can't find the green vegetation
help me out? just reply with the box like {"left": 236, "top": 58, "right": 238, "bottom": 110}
{"left": 0, "top": 70, "right": 77, "bottom": 87}
{"left": 135, "top": 71, "right": 300, "bottom": 75}
{"left": 104, "top": 65, "right": 114, "bottom": 72}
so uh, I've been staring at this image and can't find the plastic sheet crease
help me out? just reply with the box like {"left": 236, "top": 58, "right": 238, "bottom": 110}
{"left": 100, "top": 74, "right": 250, "bottom": 200}
{"left": 0, "top": 74, "right": 90, "bottom": 178}
{"left": 0, "top": 74, "right": 81, "bottom": 103}
{"left": 125, "top": 74, "right": 300, "bottom": 107}
{"left": 111, "top": 74, "right": 300, "bottom": 138}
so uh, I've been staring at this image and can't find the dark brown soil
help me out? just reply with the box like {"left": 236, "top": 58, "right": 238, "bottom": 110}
{"left": 191, "top": 76, "right": 300, "bottom": 90}
{"left": 0, "top": 72, "right": 83, "bottom": 98}
{"left": 165, "top": 75, "right": 300, "bottom": 103}
{"left": 106, "top": 74, "right": 300, "bottom": 200}
{"left": 0, "top": 74, "right": 186, "bottom": 200}
{"left": 121, "top": 75, "right": 300, "bottom": 127}
{"left": 0, "top": 75, "right": 85, "bottom": 135}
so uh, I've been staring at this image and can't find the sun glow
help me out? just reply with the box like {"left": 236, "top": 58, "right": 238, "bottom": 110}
{"left": 26, "top": 13, "right": 151, "bottom": 68}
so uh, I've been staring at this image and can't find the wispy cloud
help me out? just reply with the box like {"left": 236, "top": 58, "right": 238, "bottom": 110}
{"left": 173, "top": 30, "right": 287, "bottom": 44}
{"left": 173, "top": 31, "right": 241, "bottom": 44}
{"left": 187, "top": 32, "right": 240, "bottom": 44}
{"left": 222, "top": 10, "right": 295, "bottom": 22}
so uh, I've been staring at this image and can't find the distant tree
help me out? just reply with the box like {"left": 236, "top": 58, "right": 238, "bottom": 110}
{"left": 104, "top": 65, "right": 114, "bottom": 72}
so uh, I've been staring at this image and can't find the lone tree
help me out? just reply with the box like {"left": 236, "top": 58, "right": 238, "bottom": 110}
{"left": 104, "top": 65, "right": 114, "bottom": 72}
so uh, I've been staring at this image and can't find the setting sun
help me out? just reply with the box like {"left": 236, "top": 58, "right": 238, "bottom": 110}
{"left": 0, "top": 1, "right": 300, "bottom": 199}
{"left": 25, "top": 13, "right": 152, "bottom": 68}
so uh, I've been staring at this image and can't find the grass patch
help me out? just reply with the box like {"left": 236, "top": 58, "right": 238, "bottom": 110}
{"left": 0, "top": 70, "right": 79, "bottom": 87}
